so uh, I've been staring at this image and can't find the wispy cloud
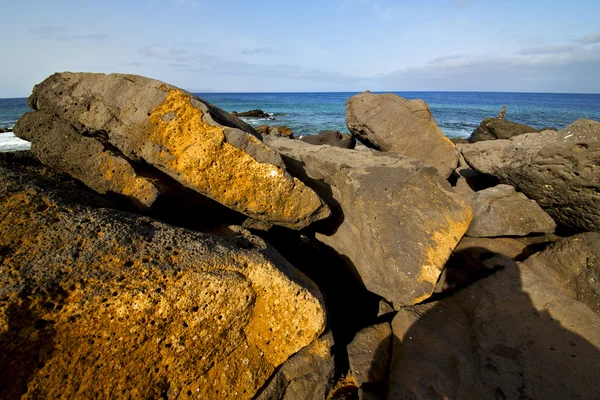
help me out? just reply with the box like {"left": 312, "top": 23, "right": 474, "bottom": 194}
{"left": 28, "top": 26, "right": 110, "bottom": 42}
{"left": 519, "top": 43, "right": 582, "bottom": 55}
{"left": 140, "top": 45, "right": 193, "bottom": 60}
{"left": 241, "top": 47, "right": 279, "bottom": 55}
{"left": 577, "top": 31, "right": 600, "bottom": 45}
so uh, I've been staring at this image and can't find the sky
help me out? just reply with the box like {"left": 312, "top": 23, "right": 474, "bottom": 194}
{"left": 1, "top": 0, "right": 600, "bottom": 97}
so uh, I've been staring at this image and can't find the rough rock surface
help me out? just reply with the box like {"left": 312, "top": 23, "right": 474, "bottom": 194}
{"left": 257, "top": 124, "right": 294, "bottom": 139}
{"left": 13, "top": 72, "right": 329, "bottom": 229}
{"left": 300, "top": 130, "right": 356, "bottom": 149}
{"left": 232, "top": 109, "right": 271, "bottom": 118}
{"left": 470, "top": 118, "right": 536, "bottom": 142}
{"left": 467, "top": 184, "right": 556, "bottom": 237}
{"left": 462, "top": 119, "right": 600, "bottom": 233}
{"left": 254, "top": 332, "right": 335, "bottom": 400}
{"left": 264, "top": 136, "right": 472, "bottom": 307}
{"left": 525, "top": 232, "right": 600, "bottom": 315}
{"left": 347, "top": 323, "right": 392, "bottom": 393}
{"left": 346, "top": 91, "right": 458, "bottom": 178}
{"left": 0, "top": 151, "right": 326, "bottom": 399}
{"left": 389, "top": 258, "right": 600, "bottom": 399}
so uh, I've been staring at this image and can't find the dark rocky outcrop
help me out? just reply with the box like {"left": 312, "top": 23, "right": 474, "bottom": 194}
{"left": 257, "top": 124, "right": 294, "bottom": 139}
{"left": 232, "top": 109, "right": 272, "bottom": 118}
{"left": 449, "top": 137, "right": 470, "bottom": 144}
{"left": 467, "top": 184, "right": 556, "bottom": 237}
{"left": 390, "top": 257, "right": 600, "bottom": 399}
{"left": 300, "top": 130, "right": 356, "bottom": 149}
{"left": 0, "top": 127, "right": 11, "bottom": 133}
{"left": 497, "top": 105, "right": 507, "bottom": 119}
{"left": 469, "top": 118, "right": 537, "bottom": 142}
{"left": 462, "top": 119, "right": 600, "bottom": 233}
{"left": 0, "top": 151, "right": 326, "bottom": 399}
{"left": 13, "top": 72, "right": 329, "bottom": 230}
{"left": 264, "top": 136, "right": 472, "bottom": 308}
{"left": 346, "top": 91, "right": 458, "bottom": 178}
{"left": 524, "top": 232, "right": 600, "bottom": 315}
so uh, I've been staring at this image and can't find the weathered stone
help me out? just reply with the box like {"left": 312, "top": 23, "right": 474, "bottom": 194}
{"left": 300, "top": 130, "right": 356, "bottom": 149}
{"left": 524, "top": 232, "right": 600, "bottom": 315}
{"left": 14, "top": 72, "right": 330, "bottom": 229}
{"left": 390, "top": 258, "right": 600, "bottom": 399}
{"left": 0, "top": 151, "right": 326, "bottom": 399}
{"left": 377, "top": 299, "right": 394, "bottom": 317}
{"left": 254, "top": 332, "right": 335, "bottom": 400}
{"left": 232, "top": 109, "right": 271, "bottom": 118}
{"left": 467, "top": 184, "right": 556, "bottom": 237}
{"left": 347, "top": 323, "right": 392, "bottom": 389}
{"left": 346, "top": 91, "right": 458, "bottom": 178}
{"left": 257, "top": 124, "right": 294, "bottom": 139}
{"left": 462, "top": 119, "right": 600, "bottom": 233}
{"left": 264, "top": 136, "right": 472, "bottom": 307}
{"left": 470, "top": 117, "right": 537, "bottom": 142}
{"left": 497, "top": 105, "right": 507, "bottom": 119}
{"left": 450, "top": 137, "right": 470, "bottom": 145}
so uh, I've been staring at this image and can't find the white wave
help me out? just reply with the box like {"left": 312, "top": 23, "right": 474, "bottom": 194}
{"left": 0, "top": 132, "right": 31, "bottom": 152}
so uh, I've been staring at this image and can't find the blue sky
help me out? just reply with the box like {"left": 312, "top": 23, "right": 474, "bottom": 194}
{"left": 1, "top": 0, "right": 599, "bottom": 96}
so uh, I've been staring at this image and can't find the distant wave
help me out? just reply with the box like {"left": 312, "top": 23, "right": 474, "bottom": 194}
{"left": 0, "top": 132, "right": 31, "bottom": 152}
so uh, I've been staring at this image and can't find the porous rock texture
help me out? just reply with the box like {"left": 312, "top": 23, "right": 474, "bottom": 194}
{"left": 346, "top": 91, "right": 458, "bottom": 178}
{"left": 389, "top": 257, "right": 600, "bottom": 399}
{"left": 466, "top": 184, "right": 556, "bottom": 237}
{"left": 299, "top": 130, "right": 356, "bottom": 149}
{"left": 470, "top": 117, "right": 537, "bottom": 142}
{"left": 462, "top": 119, "right": 600, "bottom": 233}
{"left": 0, "top": 151, "right": 326, "bottom": 399}
{"left": 524, "top": 232, "right": 600, "bottom": 315}
{"left": 264, "top": 136, "right": 472, "bottom": 307}
{"left": 13, "top": 72, "right": 329, "bottom": 229}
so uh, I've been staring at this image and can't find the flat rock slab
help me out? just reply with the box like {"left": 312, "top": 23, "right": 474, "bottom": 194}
{"left": 14, "top": 72, "right": 329, "bottom": 229}
{"left": 300, "top": 130, "right": 356, "bottom": 149}
{"left": 462, "top": 119, "right": 600, "bottom": 233}
{"left": 389, "top": 258, "right": 600, "bottom": 399}
{"left": 467, "top": 184, "right": 556, "bottom": 237}
{"left": 265, "top": 136, "right": 472, "bottom": 307}
{"left": 346, "top": 91, "right": 458, "bottom": 178}
{"left": 0, "top": 151, "right": 326, "bottom": 399}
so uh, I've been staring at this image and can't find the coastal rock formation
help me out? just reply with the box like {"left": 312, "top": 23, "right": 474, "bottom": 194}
{"left": 466, "top": 184, "right": 556, "bottom": 237}
{"left": 254, "top": 332, "right": 335, "bottom": 400}
{"left": 524, "top": 233, "right": 600, "bottom": 314}
{"left": 13, "top": 72, "right": 329, "bottom": 230}
{"left": 300, "top": 130, "right": 356, "bottom": 149}
{"left": 470, "top": 117, "right": 537, "bottom": 142}
{"left": 264, "top": 136, "right": 472, "bottom": 307}
{"left": 257, "top": 124, "right": 294, "bottom": 139}
{"left": 346, "top": 91, "right": 458, "bottom": 178}
{"left": 232, "top": 109, "right": 272, "bottom": 119}
{"left": 497, "top": 105, "right": 507, "bottom": 119}
{"left": 0, "top": 151, "right": 326, "bottom": 399}
{"left": 389, "top": 257, "right": 600, "bottom": 399}
{"left": 462, "top": 119, "right": 600, "bottom": 233}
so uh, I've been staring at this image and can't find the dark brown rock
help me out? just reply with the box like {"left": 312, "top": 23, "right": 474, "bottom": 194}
{"left": 232, "top": 109, "right": 271, "bottom": 118}
{"left": 469, "top": 118, "right": 537, "bottom": 142}
{"left": 0, "top": 151, "right": 326, "bottom": 399}
{"left": 256, "top": 124, "right": 294, "bottom": 139}
{"left": 300, "top": 130, "right": 356, "bottom": 149}
{"left": 462, "top": 119, "right": 600, "bottom": 233}
{"left": 346, "top": 91, "right": 458, "bottom": 178}
{"left": 347, "top": 323, "right": 392, "bottom": 396}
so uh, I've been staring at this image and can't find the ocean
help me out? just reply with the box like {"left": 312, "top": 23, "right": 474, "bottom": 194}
{"left": 2, "top": 91, "right": 600, "bottom": 152}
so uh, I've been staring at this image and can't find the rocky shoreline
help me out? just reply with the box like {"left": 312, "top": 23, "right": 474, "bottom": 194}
{"left": 1, "top": 72, "right": 599, "bottom": 399}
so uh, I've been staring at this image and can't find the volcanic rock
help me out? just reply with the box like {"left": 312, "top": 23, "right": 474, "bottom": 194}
{"left": 300, "top": 130, "right": 356, "bottom": 149}
{"left": 257, "top": 124, "right": 294, "bottom": 139}
{"left": 462, "top": 119, "right": 600, "bottom": 233}
{"left": 232, "top": 109, "right": 271, "bottom": 118}
{"left": 470, "top": 117, "right": 537, "bottom": 142}
{"left": 0, "top": 151, "right": 326, "bottom": 399}
{"left": 264, "top": 136, "right": 472, "bottom": 307}
{"left": 13, "top": 72, "right": 329, "bottom": 230}
{"left": 346, "top": 91, "right": 458, "bottom": 178}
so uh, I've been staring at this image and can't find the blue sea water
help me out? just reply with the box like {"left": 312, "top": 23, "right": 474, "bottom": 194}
{"left": 1, "top": 92, "right": 600, "bottom": 152}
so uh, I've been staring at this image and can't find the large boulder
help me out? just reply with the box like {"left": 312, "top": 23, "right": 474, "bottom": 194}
{"left": 389, "top": 257, "right": 600, "bottom": 399}
{"left": 0, "top": 151, "right": 326, "bottom": 399}
{"left": 524, "top": 232, "right": 600, "bottom": 315}
{"left": 264, "top": 136, "right": 472, "bottom": 308}
{"left": 257, "top": 124, "right": 294, "bottom": 139}
{"left": 470, "top": 117, "right": 537, "bottom": 142}
{"left": 346, "top": 91, "right": 458, "bottom": 178}
{"left": 462, "top": 119, "right": 600, "bottom": 233}
{"left": 13, "top": 72, "right": 329, "bottom": 230}
{"left": 467, "top": 184, "right": 556, "bottom": 237}
{"left": 300, "top": 130, "right": 356, "bottom": 149}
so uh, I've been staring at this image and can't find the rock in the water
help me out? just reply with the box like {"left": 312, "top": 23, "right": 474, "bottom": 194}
{"left": 346, "top": 91, "right": 458, "bottom": 178}
{"left": 300, "top": 130, "right": 356, "bottom": 149}
{"left": 462, "top": 119, "right": 600, "bottom": 233}
{"left": 389, "top": 258, "right": 600, "bottom": 399}
{"left": 470, "top": 117, "right": 537, "bottom": 142}
{"left": 524, "top": 232, "right": 600, "bottom": 315}
{"left": 257, "top": 124, "right": 294, "bottom": 139}
{"left": 497, "top": 105, "right": 507, "bottom": 119}
{"left": 13, "top": 72, "right": 329, "bottom": 230}
{"left": 467, "top": 184, "right": 556, "bottom": 237}
{"left": 264, "top": 136, "right": 472, "bottom": 307}
{"left": 232, "top": 109, "right": 272, "bottom": 118}
{"left": 254, "top": 332, "right": 335, "bottom": 400}
{"left": 347, "top": 323, "right": 392, "bottom": 394}
{"left": 0, "top": 151, "right": 326, "bottom": 399}
{"left": 0, "top": 127, "right": 11, "bottom": 133}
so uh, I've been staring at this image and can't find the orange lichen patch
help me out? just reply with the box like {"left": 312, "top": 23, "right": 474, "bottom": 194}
{"left": 146, "top": 89, "right": 328, "bottom": 227}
